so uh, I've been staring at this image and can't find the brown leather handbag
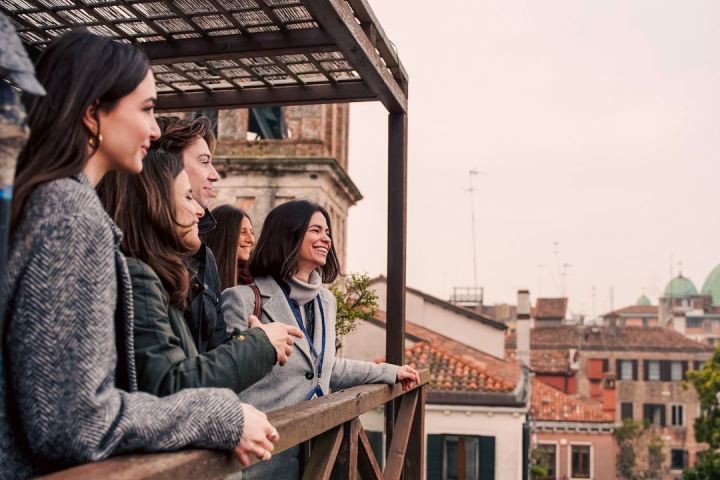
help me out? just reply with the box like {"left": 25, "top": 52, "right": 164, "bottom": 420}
{"left": 249, "top": 283, "right": 262, "bottom": 319}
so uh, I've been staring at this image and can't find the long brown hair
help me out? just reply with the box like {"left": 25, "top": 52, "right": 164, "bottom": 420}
{"left": 203, "top": 204, "right": 251, "bottom": 289}
{"left": 98, "top": 150, "right": 193, "bottom": 307}
{"left": 12, "top": 31, "right": 149, "bottom": 234}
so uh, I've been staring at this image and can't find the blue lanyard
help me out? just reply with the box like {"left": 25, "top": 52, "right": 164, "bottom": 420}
{"left": 278, "top": 284, "right": 326, "bottom": 380}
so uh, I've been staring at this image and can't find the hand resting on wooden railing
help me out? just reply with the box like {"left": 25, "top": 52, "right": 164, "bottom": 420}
{"left": 38, "top": 369, "right": 430, "bottom": 480}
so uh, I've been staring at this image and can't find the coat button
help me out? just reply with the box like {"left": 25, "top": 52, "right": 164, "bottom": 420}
{"left": 305, "top": 371, "right": 314, "bottom": 380}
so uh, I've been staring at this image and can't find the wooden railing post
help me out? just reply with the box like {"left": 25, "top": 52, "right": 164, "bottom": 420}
{"left": 386, "top": 110, "right": 408, "bottom": 456}
{"left": 384, "top": 389, "right": 418, "bottom": 480}
{"left": 331, "top": 418, "right": 359, "bottom": 480}
{"left": 404, "top": 385, "right": 426, "bottom": 480}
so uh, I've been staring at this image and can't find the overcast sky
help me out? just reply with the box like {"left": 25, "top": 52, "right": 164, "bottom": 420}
{"left": 344, "top": 0, "right": 720, "bottom": 318}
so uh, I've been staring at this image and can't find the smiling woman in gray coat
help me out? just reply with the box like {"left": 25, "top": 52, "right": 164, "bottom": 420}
{"left": 0, "top": 32, "right": 276, "bottom": 479}
{"left": 223, "top": 200, "right": 420, "bottom": 479}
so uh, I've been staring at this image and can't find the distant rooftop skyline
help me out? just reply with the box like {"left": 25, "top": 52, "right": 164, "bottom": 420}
{"left": 345, "top": 0, "right": 720, "bottom": 317}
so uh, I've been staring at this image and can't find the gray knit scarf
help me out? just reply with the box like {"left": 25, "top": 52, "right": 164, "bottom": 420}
{"left": 288, "top": 271, "right": 322, "bottom": 306}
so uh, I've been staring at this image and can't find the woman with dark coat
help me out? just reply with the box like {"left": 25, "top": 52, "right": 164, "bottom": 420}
{"left": 98, "top": 150, "right": 300, "bottom": 397}
{"left": 0, "top": 32, "right": 277, "bottom": 479}
{"left": 222, "top": 199, "right": 421, "bottom": 479}
{"left": 204, "top": 204, "right": 256, "bottom": 289}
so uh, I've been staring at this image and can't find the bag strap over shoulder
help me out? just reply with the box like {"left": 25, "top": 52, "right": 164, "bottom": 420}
{"left": 250, "top": 283, "right": 262, "bottom": 318}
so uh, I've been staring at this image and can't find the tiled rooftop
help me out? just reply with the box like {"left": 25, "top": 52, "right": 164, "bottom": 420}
{"left": 403, "top": 342, "right": 515, "bottom": 393}
{"left": 533, "top": 298, "right": 568, "bottom": 319}
{"left": 372, "top": 310, "right": 520, "bottom": 391}
{"left": 506, "top": 325, "right": 713, "bottom": 352}
{"left": 506, "top": 349, "right": 571, "bottom": 374}
{"left": 531, "top": 378, "right": 614, "bottom": 423}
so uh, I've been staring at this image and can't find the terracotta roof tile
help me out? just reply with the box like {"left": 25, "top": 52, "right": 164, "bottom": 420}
{"left": 534, "top": 298, "right": 568, "bottom": 319}
{"left": 506, "top": 325, "right": 713, "bottom": 352}
{"left": 531, "top": 379, "right": 614, "bottom": 423}
{"left": 402, "top": 342, "right": 515, "bottom": 393}
{"left": 372, "top": 310, "right": 520, "bottom": 390}
{"left": 506, "top": 349, "right": 571, "bottom": 374}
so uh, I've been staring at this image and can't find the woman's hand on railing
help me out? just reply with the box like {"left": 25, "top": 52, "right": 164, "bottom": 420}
{"left": 396, "top": 364, "right": 421, "bottom": 392}
{"left": 235, "top": 403, "right": 280, "bottom": 466}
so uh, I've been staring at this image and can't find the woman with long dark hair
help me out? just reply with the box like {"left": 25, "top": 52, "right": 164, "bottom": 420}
{"left": 204, "top": 204, "right": 256, "bottom": 289}
{"left": 98, "top": 150, "right": 296, "bottom": 398}
{"left": 0, "top": 31, "right": 277, "bottom": 478}
{"left": 222, "top": 199, "right": 420, "bottom": 479}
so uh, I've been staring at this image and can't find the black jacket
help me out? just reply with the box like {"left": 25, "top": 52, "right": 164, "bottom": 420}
{"left": 128, "top": 257, "right": 276, "bottom": 396}
{"left": 186, "top": 244, "right": 228, "bottom": 353}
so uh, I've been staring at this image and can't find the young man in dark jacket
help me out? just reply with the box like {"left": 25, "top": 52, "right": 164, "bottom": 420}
{"left": 152, "top": 116, "right": 299, "bottom": 364}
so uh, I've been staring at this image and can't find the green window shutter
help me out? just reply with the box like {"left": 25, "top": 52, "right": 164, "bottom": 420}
{"left": 478, "top": 436, "right": 496, "bottom": 480}
{"left": 365, "top": 431, "right": 384, "bottom": 469}
{"left": 427, "top": 434, "right": 444, "bottom": 480}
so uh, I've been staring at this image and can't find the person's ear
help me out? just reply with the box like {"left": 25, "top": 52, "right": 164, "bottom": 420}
{"left": 82, "top": 101, "right": 100, "bottom": 137}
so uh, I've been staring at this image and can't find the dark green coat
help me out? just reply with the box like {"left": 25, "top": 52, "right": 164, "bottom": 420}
{"left": 127, "top": 257, "right": 276, "bottom": 397}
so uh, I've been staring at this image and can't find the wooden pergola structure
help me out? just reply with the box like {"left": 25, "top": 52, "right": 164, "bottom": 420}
{"left": 2, "top": 0, "right": 421, "bottom": 478}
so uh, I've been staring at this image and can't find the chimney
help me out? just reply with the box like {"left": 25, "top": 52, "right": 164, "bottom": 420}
{"left": 516, "top": 290, "right": 531, "bottom": 368}
{"left": 606, "top": 312, "right": 618, "bottom": 337}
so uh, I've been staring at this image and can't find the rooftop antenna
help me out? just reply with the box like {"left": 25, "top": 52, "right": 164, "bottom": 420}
{"left": 670, "top": 252, "right": 674, "bottom": 278}
{"left": 467, "top": 169, "right": 485, "bottom": 290}
{"left": 561, "top": 263, "right": 572, "bottom": 297}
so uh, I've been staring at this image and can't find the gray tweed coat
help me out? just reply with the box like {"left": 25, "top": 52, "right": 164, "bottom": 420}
{"left": 222, "top": 275, "right": 399, "bottom": 479}
{"left": 0, "top": 174, "right": 246, "bottom": 479}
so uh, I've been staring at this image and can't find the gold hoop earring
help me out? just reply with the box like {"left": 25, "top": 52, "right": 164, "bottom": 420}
{"left": 88, "top": 133, "right": 103, "bottom": 149}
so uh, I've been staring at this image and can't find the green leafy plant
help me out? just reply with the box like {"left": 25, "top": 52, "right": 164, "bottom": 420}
{"left": 685, "top": 352, "right": 720, "bottom": 479}
{"left": 615, "top": 419, "right": 666, "bottom": 480}
{"left": 530, "top": 448, "right": 549, "bottom": 480}
{"left": 329, "top": 273, "right": 378, "bottom": 349}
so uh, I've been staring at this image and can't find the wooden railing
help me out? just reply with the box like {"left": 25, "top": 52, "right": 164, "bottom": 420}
{"left": 40, "top": 369, "right": 429, "bottom": 480}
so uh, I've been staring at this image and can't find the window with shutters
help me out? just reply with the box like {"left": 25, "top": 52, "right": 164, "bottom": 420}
{"left": 647, "top": 360, "right": 660, "bottom": 381}
{"left": 535, "top": 443, "right": 557, "bottom": 480}
{"left": 671, "top": 362, "right": 683, "bottom": 381}
{"left": 427, "top": 434, "right": 495, "bottom": 480}
{"left": 671, "top": 449, "right": 688, "bottom": 470}
{"left": 620, "top": 360, "right": 633, "bottom": 380}
{"left": 570, "top": 444, "right": 591, "bottom": 479}
{"left": 621, "top": 402, "right": 634, "bottom": 420}
{"left": 643, "top": 404, "right": 666, "bottom": 427}
{"left": 687, "top": 317, "right": 702, "bottom": 328}
{"left": 670, "top": 404, "right": 684, "bottom": 427}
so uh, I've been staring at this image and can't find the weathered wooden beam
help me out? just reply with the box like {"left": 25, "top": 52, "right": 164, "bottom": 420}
{"left": 141, "top": 29, "right": 336, "bottom": 65}
{"left": 155, "top": 82, "right": 377, "bottom": 112}
{"left": 345, "top": 0, "right": 409, "bottom": 94}
{"left": 404, "top": 386, "right": 427, "bottom": 480}
{"left": 357, "top": 425, "right": 384, "bottom": 480}
{"left": 38, "top": 375, "right": 428, "bottom": 480}
{"left": 301, "top": 426, "right": 344, "bottom": 480}
{"left": 303, "top": 0, "right": 407, "bottom": 113}
{"left": 385, "top": 111, "right": 408, "bottom": 451}
{"left": 384, "top": 390, "right": 419, "bottom": 480}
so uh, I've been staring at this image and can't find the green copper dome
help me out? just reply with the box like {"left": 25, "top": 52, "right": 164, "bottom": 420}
{"left": 664, "top": 274, "right": 698, "bottom": 298}
{"left": 636, "top": 294, "right": 651, "bottom": 306}
{"left": 701, "top": 264, "right": 720, "bottom": 305}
